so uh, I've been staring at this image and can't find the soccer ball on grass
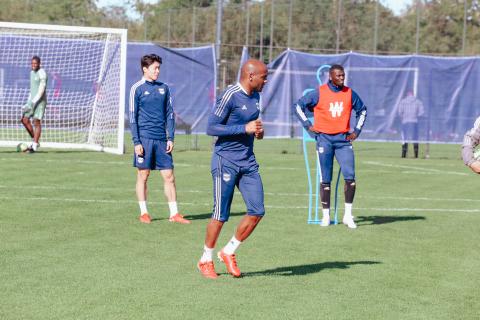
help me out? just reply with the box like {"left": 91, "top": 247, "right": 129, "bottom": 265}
{"left": 16, "top": 142, "right": 29, "bottom": 152}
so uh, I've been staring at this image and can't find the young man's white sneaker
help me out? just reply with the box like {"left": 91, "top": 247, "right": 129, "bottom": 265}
{"left": 321, "top": 215, "right": 330, "bottom": 227}
{"left": 342, "top": 215, "right": 357, "bottom": 229}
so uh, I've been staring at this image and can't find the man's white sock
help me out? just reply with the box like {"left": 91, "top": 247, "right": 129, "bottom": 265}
{"left": 200, "top": 245, "right": 214, "bottom": 263}
{"left": 322, "top": 208, "right": 330, "bottom": 219}
{"left": 223, "top": 236, "right": 242, "bottom": 255}
{"left": 345, "top": 203, "right": 353, "bottom": 218}
{"left": 139, "top": 201, "right": 148, "bottom": 215}
{"left": 168, "top": 202, "right": 178, "bottom": 218}
{"left": 32, "top": 142, "right": 38, "bottom": 151}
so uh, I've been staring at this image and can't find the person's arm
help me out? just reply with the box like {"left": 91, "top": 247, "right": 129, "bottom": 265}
{"left": 292, "top": 89, "right": 319, "bottom": 131}
{"left": 129, "top": 86, "right": 142, "bottom": 147}
{"left": 31, "top": 69, "right": 47, "bottom": 106}
{"left": 207, "top": 93, "right": 246, "bottom": 136}
{"left": 165, "top": 87, "right": 175, "bottom": 142}
{"left": 347, "top": 90, "right": 367, "bottom": 140}
{"left": 462, "top": 117, "right": 480, "bottom": 173}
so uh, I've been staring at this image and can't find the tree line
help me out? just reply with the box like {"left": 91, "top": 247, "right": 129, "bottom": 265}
{"left": 1, "top": 0, "right": 479, "bottom": 60}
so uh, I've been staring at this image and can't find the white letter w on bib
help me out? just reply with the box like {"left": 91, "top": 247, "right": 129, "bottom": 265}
{"left": 329, "top": 101, "right": 344, "bottom": 118}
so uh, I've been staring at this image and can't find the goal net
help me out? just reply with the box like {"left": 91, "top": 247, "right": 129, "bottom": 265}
{"left": 0, "top": 22, "right": 127, "bottom": 154}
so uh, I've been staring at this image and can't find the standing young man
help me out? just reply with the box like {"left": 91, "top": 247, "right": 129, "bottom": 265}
{"left": 21, "top": 55, "right": 47, "bottom": 153}
{"left": 129, "top": 54, "right": 190, "bottom": 225}
{"left": 293, "top": 64, "right": 367, "bottom": 229}
{"left": 197, "top": 59, "right": 267, "bottom": 279}
{"left": 397, "top": 91, "right": 425, "bottom": 158}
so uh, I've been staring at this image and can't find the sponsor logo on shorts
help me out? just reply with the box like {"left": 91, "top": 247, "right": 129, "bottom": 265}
{"left": 241, "top": 105, "right": 247, "bottom": 110}
{"left": 256, "top": 102, "right": 260, "bottom": 110}
{"left": 137, "top": 156, "right": 144, "bottom": 164}
{"left": 159, "top": 88, "right": 165, "bottom": 95}
{"left": 223, "top": 173, "right": 231, "bottom": 182}
{"left": 318, "top": 147, "right": 324, "bottom": 153}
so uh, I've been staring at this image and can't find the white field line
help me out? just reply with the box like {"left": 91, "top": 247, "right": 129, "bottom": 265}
{"left": 0, "top": 157, "right": 300, "bottom": 171}
{"left": 0, "top": 195, "right": 479, "bottom": 213}
{"left": 0, "top": 185, "right": 478, "bottom": 203}
{"left": 363, "top": 161, "right": 468, "bottom": 176}
{"left": 1, "top": 185, "right": 479, "bottom": 203}
{"left": 0, "top": 157, "right": 466, "bottom": 173}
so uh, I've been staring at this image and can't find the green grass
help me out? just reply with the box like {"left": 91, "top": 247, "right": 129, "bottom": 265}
{"left": 1, "top": 137, "right": 479, "bottom": 320}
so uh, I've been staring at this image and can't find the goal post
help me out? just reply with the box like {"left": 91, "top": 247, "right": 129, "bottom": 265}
{"left": 0, "top": 22, "right": 127, "bottom": 154}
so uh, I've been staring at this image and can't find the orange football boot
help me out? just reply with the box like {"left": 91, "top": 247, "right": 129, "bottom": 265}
{"left": 217, "top": 250, "right": 241, "bottom": 277}
{"left": 169, "top": 213, "right": 191, "bottom": 224}
{"left": 197, "top": 261, "right": 218, "bottom": 279}
{"left": 139, "top": 213, "right": 151, "bottom": 224}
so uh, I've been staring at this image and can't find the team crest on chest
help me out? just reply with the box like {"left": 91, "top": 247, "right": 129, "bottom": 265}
{"left": 158, "top": 88, "right": 165, "bottom": 95}
{"left": 144, "top": 91, "right": 150, "bottom": 95}
{"left": 241, "top": 105, "right": 247, "bottom": 110}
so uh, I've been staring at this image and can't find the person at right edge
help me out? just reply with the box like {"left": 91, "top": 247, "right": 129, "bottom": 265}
{"left": 293, "top": 64, "right": 367, "bottom": 229}
{"left": 462, "top": 116, "right": 480, "bottom": 174}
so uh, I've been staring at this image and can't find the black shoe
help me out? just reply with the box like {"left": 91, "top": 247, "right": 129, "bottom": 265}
{"left": 26, "top": 147, "right": 35, "bottom": 154}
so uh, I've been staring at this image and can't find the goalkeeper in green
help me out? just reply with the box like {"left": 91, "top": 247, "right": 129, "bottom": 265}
{"left": 21, "top": 55, "right": 48, "bottom": 153}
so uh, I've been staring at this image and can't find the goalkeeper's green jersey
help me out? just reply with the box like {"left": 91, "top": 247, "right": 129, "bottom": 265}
{"left": 30, "top": 68, "right": 47, "bottom": 103}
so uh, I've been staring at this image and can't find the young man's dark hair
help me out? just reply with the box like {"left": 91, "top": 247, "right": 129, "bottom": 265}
{"left": 140, "top": 54, "right": 162, "bottom": 70}
{"left": 32, "top": 55, "right": 41, "bottom": 63}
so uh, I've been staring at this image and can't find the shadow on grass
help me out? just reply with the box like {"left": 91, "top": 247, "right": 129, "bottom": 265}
{"left": 151, "top": 211, "right": 245, "bottom": 222}
{"left": 242, "top": 260, "right": 381, "bottom": 277}
{"left": 183, "top": 211, "right": 246, "bottom": 221}
{"left": 356, "top": 215, "right": 425, "bottom": 225}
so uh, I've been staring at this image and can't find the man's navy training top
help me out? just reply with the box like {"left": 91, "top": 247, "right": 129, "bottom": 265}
{"left": 129, "top": 78, "right": 175, "bottom": 145}
{"left": 207, "top": 83, "right": 261, "bottom": 167}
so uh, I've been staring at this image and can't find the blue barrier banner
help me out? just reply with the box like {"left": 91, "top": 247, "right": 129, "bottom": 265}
{"left": 126, "top": 43, "right": 216, "bottom": 134}
{"left": 259, "top": 49, "right": 480, "bottom": 143}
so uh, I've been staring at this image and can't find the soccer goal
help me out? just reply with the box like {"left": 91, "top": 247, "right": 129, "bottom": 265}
{"left": 0, "top": 22, "right": 127, "bottom": 154}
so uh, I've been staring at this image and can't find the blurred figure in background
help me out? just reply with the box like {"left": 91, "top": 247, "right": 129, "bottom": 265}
{"left": 397, "top": 91, "right": 424, "bottom": 158}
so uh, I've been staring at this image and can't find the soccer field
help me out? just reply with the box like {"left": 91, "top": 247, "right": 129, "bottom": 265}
{"left": 1, "top": 137, "right": 479, "bottom": 320}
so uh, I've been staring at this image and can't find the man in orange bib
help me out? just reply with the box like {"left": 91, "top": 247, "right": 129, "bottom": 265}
{"left": 293, "top": 64, "right": 367, "bottom": 228}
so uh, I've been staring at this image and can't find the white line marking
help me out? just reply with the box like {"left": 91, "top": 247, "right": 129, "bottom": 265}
{"left": 363, "top": 161, "right": 468, "bottom": 176}
{"left": 0, "top": 196, "right": 478, "bottom": 213}
{"left": 0, "top": 185, "right": 478, "bottom": 203}
{"left": 0, "top": 157, "right": 466, "bottom": 174}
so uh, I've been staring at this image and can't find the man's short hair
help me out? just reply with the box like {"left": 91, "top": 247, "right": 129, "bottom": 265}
{"left": 330, "top": 64, "right": 344, "bottom": 73}
{"left": 32, "top": 55, "right": 41, "bottom": 63}
{"left": 141, "top": 54, "right": 162, "bottom": 71}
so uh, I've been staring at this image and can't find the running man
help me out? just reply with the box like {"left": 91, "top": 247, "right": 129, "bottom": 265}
{"left": 197, "top": 59, "right": 267, "bottom": 279}
{"left": 129, "top": 54, "right": 190, "bottom": 224}
{"left": 21, "top": 55, "right": 47, "bottom": 153}
{"left": 462, "top": 116, "right": 480, "bottom": 174}
{"left": 293, "top": 64, "right": 367, "bottom": 229}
